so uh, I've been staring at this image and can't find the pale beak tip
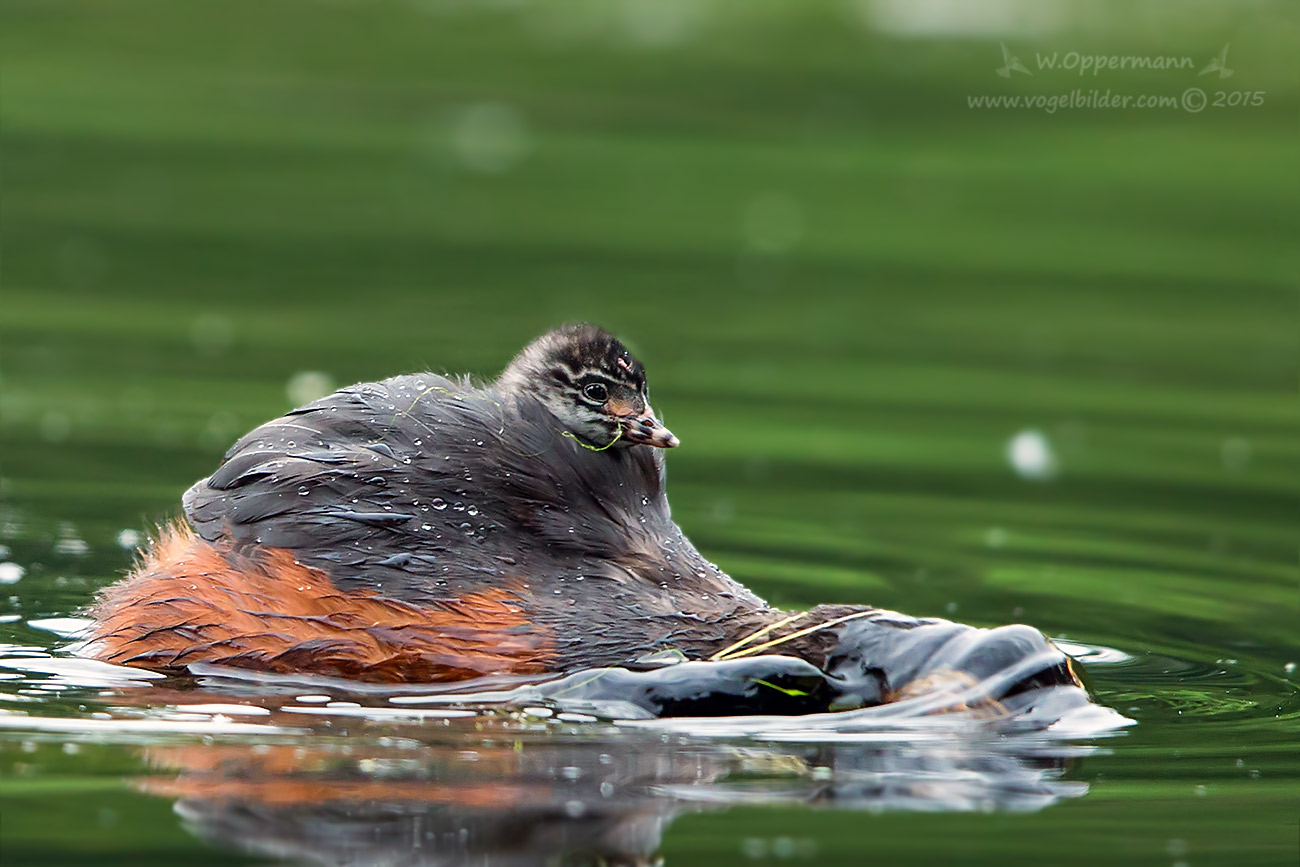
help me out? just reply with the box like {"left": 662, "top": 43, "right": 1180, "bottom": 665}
{"left": 626, "top": 413, "right": 680, "bottom": 449}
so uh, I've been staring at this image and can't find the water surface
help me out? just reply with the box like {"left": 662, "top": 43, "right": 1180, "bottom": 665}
{"left": 1, "top": 1, "right": 1296, "bottom": 864}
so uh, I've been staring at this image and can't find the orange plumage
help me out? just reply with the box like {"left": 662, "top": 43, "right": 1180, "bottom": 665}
{"left": 87, "top": 523, "right": 552, "bottom": 683}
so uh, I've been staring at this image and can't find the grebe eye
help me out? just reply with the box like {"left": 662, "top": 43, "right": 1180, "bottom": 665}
{"left": 581, "top": 382, "right": 608, "bottom": 403}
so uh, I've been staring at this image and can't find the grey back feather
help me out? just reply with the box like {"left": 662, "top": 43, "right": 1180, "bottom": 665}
{"left": 182, "top": 374, "right": 764, "bottom": 636}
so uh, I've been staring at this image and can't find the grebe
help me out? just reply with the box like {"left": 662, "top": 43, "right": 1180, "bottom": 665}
{"left": 87, "top": 324, "right": 1081, "bottom": 704}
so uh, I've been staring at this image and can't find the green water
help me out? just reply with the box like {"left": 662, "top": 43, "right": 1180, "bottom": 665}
{"left": 1, "top": 1, "right": 1297, "bottom": 864}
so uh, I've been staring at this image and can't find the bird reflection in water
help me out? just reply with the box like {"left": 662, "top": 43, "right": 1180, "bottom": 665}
{"left": 132, "top": 659, "right": 1119, "bottom": 867}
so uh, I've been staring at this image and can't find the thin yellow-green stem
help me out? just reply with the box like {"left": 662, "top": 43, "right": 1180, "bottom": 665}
{"left": 563, "top": 426, "right": 622, "bottom": 452}
{"left": 708, "top": 611, "right": 807, "bottom": 661}
{"left": 719, "top": 610, "right": 877, "bottom": 660}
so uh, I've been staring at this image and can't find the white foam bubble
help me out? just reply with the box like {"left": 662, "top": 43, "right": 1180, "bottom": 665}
{"left": 1006, "top": 429, "right": 1059, "bottom": 481}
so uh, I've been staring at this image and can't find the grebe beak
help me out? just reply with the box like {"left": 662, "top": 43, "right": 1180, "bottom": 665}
{"left": 624, "top": 411, "right": 679, "bottom": 448}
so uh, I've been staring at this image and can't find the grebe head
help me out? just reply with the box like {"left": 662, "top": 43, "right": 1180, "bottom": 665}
{"left": 497, "top": 324, "right": 679, "bottom": 449}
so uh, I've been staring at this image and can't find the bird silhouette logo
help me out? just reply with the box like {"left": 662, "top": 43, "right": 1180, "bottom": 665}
{"left": 1199, "top": 44, "right": 1234, "bottom": 79}
{"left": 996, "top": 43, "right": 1033, "bottom": 78}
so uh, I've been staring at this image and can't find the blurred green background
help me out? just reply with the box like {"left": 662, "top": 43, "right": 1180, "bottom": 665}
{"left": 0, "top": 0, "right": 1297, "bottom": 864}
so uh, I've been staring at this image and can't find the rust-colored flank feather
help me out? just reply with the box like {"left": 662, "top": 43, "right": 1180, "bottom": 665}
{"left": 87, "top": 523, "right": 551, "bottom": 683}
